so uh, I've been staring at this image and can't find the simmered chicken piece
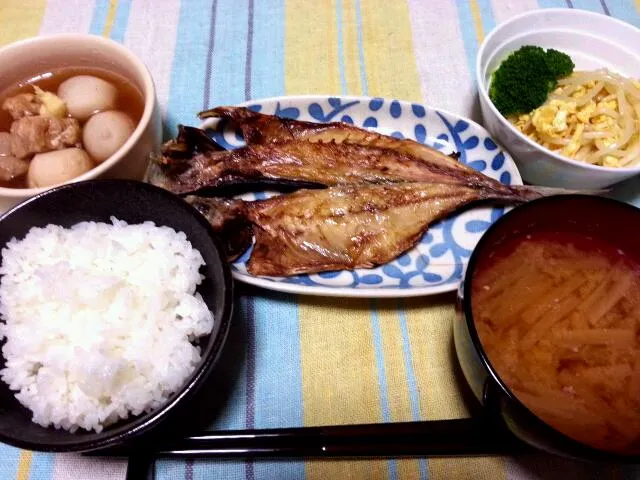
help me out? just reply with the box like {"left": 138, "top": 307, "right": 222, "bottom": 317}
{"left": 10, "top": 116, "right": 81, "bottom": 158}
{"left": 2, "top": 93, "right": 42, "bottom": 119}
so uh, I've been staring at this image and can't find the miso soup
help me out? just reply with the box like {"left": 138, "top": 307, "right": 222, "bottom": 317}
{"left": 472, "top": 232, "right": 640, "bottom": 455}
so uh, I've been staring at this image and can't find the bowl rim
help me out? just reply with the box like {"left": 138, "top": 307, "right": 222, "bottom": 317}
{"left": 0, "top": 179, "right": 234, "bottom": 452}
{"left": 0, "top": 34, "right": 157, "bottom": 198}
{"left": 461, "top": 194, "right": 640, "bottom": 462}
{"left": 475, "top": 8, "right": 640, "bottom": 175}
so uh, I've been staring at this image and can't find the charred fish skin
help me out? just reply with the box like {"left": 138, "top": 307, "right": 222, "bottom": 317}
{"left": 245, "top": 182, "right": 517, "bottom": 277}
{"left": 185, "top": 196, "right": 253, "bottom": 261}
{"left": 151, "top": 130, "right": 538, "bottom": 201}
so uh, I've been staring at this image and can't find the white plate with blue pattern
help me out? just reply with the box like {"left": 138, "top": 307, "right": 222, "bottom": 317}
{"left": 199, "top": 95, "right": 523, "bottom": 297}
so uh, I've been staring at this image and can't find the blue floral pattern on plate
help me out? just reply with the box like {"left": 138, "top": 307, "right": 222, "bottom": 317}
{"left": 199, "top": 96, "right": 522, "bottom": 298}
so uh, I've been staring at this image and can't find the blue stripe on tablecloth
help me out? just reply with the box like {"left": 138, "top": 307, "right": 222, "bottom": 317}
{"left": 354, "top": 0, "right": 368, "bottom": 96}
{"left": 190, "top": 295, "right": 250, "bottom": 480}
{"left": 454, "top": 0, "right": 495, "bottom": 83}
{"left": 0, "top": 445, "right": 19, "bottom": 479}
{"left": 476, "top": 0, "right": 496, "bottom": 36}
{"left": 206, "top": 0, "right": 250, "bottom": 108}
{"left": 370, "top": 300, "right": 398, "bottom": 480}
{"left": 28, "top": 452, "right": 56, "bottom": 480}
{"left": 248, "top": 3, "right": 302, "bottom": 476}
{"left": 252, "top": 293, "right": 305, "bottom": 480}
{"left": 203, "top": 0, "right": 219, "bottom": 113}
{"left": 245, "top": 295, "right": 256, "bottom": 480}
{"left": 336, "top": 0, "right": 348, "bottom": 95}
{"left": 190, "top": 4, "right": 251, "bottom": 473}
{"left": 605, "top": 0, "right": 640, "bottom": 26}
{"left": 157, "top": 294, "right": 251, "bottom": 480}
{"left": 88, "top": 0, "right": 109, "bottom": 35}
{"left": 250, "top": 0, "right": 285, "bottom": 99}
{"left": 156, "top": 1, "right": 217, "bottom": 478}
{"left": 165, "top": 0, "right": 214, "bottom": 136}
{"left": 108, "top": 0, "right": 132, "bottom": 43}
{"left": 397, "top": 302, "right": 428, "bottom": 480}
{"left": 535, "top": 0, "right": 574, "bottom": 9}
{"left": 245, "top": 0, "right": 255, "bottom": 101}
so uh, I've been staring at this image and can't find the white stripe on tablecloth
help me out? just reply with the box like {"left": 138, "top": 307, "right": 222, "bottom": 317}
{"left": 38, "top": 0, "right": 95, "bottom": 35}
{"left": 490, "top": 0, "right": 540, "bottom": 24}
{"left": 51, "top": 454, "right": 127, "bottom": 480}
{"left": 124, "top": 0, "right": 181, "bottom": 124}
{"left": 406, "top": 0, "right": 478, "bottom": 120}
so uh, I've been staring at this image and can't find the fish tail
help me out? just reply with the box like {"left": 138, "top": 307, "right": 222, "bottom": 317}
{"left": 508, "top": 184, "right": 608, "bottom": 202}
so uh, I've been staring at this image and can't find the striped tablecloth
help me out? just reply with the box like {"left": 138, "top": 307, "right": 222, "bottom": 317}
{"left": 1, "top": 1, "right": 639, "bottom": 479}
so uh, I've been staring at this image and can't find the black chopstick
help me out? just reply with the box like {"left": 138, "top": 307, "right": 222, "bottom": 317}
{"left": 93, "top": 418, "right": 530, "bottom": 459}
{"left": 125, "top": 453, "right": 155, "bottom": 480}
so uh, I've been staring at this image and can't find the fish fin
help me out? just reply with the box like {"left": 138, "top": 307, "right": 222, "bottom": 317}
{"left": 178, "top": 125, "right": 225, "bottom": 153}
{"left": 198, "top": 106, "right": 258, "bottom": 121}
{"left": 185, "top": 195, "right": 253, "bottom": 261}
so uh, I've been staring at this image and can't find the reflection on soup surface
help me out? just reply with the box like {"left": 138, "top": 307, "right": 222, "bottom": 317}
{"left": 472, "top": 232, "right": 640, "bottom": 454}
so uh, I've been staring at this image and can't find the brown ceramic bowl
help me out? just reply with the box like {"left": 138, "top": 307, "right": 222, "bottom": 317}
{"left": 0, "top": 34, "right": 162, "bottom": 213}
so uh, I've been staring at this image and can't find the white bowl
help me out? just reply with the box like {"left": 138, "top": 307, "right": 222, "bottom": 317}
{"left": 477, "top": 9, "right": 640, "bottom": 189}
{"left": 0, "top": 34, "right": 162, "bottom": 213}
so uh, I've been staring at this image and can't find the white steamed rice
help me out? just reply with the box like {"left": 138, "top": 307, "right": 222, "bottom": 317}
{"left": 0, "top": 217, "right": 214, "bottom": 433}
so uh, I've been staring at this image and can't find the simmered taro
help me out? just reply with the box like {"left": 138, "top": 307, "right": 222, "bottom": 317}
{"left": 0, "top": 67, "right": 143, "bottom": 188}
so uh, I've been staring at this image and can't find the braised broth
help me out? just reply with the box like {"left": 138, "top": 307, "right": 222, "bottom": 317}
{"left": 0, "top": 67, "right": 144, "bottom": 188}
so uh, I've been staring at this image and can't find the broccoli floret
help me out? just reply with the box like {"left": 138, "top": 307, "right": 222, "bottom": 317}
{"left": 488, "top": 46, "right": 575, "bottom": 117}
{"left": 545, "top": 48, "right": 575, "bottom": 78}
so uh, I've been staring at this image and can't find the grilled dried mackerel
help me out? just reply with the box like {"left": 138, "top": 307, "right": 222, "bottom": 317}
{"left": 244, "top": 182, "right": 527, "bottom": 277}
{"left": 201, "top": 106, "right": 474, "bottom": 173}
{"left": 150, "top": 126, "right": 555, "bottom": 202}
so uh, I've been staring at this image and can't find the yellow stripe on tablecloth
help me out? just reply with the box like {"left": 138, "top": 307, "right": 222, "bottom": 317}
{"left": 469, "top": 0, "right": 485, "bottom": 43}
{"left": 403, "top": 296, "right": 507, "bottom": 480}
{"left": 299, "top": 298, "right": 387, "bottom": 480}
{"left": 376, "top": 300, "right": 422, "bottom": 480}
{"left": 404, "top": 297, "right": 468, "bottom": 420}
{"left": 102, "top": 0, "right": 118, "bottom": 37}
{"left": 341, "top": 0, "right": 362, "bottom": 96}
{"left": 359, "top": 0, "right": 421, "bottom": 101}
{"left": 430, "top": 456, "right": 507, "bottom": 480}
{"left": 15, "top": 450, "right": 32, "bottom": 480}
{"left": 285, "top": 0, "right": 341, "bottom": 95}
{"left": 0, "top": 0, "right": 46, "bottom": 47}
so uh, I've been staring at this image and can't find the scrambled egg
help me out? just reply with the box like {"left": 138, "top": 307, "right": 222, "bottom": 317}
{"left": 511, "top": 74, "right": 640, "bottom": 168}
